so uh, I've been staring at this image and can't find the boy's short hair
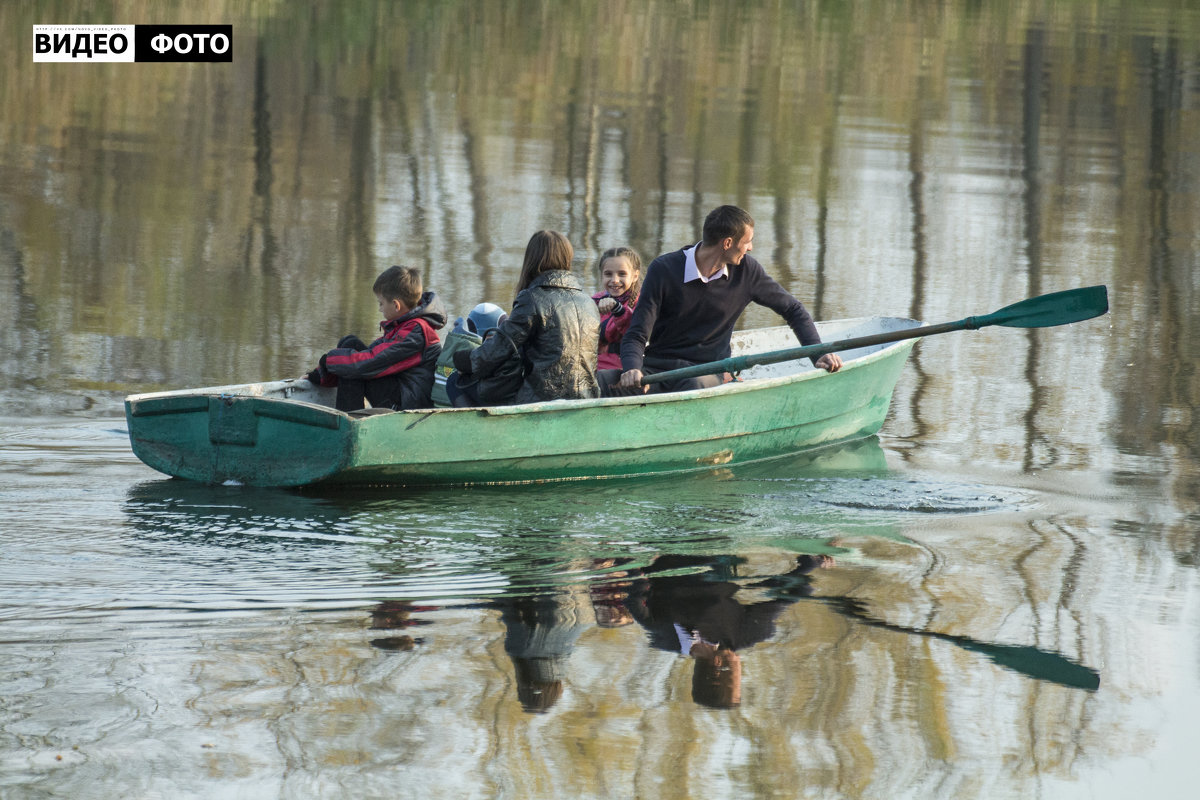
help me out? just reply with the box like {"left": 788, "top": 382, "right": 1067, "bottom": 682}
{"left": 374, "top": 265, "right": 423, "bottom": 308}
{"left": 702, "top": 205, "right": 755, "bottom": 247}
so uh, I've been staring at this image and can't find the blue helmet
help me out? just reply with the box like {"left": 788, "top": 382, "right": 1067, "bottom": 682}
{"left": 467, "top": 302, "right": 507, "bottom": 336}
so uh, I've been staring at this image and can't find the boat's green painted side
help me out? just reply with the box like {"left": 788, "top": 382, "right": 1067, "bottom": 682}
{"left": 126, "top": 393, "right": 356, "bottom": 486}
{"left": 124, "top": 319, "right": 919, "bottom": 487}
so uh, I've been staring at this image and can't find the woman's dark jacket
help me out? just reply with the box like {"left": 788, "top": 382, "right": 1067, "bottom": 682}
{"left": 467, "top": 270, "right": 601, "bottom": 404}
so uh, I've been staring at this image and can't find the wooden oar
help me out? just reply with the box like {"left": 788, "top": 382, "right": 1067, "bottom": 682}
{"left": 642, "top": 284, "right": 1109, "bottom": 386}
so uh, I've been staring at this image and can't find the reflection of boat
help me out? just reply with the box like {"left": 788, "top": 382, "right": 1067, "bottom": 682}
{"left": 124, "top": 318, "right": 919, "bottom": 488}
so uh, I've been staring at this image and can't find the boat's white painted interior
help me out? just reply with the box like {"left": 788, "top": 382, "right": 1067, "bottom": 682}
{"left": 731, "top": 317, "right": 921, "bottom": 380}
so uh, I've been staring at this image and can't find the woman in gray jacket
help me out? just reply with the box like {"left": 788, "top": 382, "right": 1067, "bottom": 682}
{"left": 452, "top": 230, "right": 601, "bottom": 405}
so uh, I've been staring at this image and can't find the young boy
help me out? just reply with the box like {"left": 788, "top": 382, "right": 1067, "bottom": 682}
{"left": 307, "top": 265, "right": 446, "bottom": 412}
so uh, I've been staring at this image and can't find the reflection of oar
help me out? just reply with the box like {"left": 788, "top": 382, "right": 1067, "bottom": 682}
{"left": 643, "top": 285, "right": 1109, "bottom": 386}
{"left": 819, "top": 596, "right": 1100, "bottom": 692}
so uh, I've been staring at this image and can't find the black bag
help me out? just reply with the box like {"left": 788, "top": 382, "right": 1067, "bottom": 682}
{"left": 456, "top": 329, "right": 525, "bottom": 405}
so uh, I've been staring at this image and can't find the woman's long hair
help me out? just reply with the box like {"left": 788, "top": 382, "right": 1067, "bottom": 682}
{"left": 516, "top": 230, "right": 574, "bottom": 293}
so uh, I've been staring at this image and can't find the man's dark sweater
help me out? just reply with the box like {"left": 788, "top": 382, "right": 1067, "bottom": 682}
{"left": 620, "top": 245, "right": 821, "bottom": 372}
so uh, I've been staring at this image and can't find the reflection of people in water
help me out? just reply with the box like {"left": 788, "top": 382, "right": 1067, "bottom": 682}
{"left": 497, "top": 590, "right": 592, "bottom": 713}
{"left": 588, "top": 558, "right": 636, "bottom": 628}
{"left": 368, "top": 600, "right": 435, "bottom": 651}
{"left": 367, "top": 591, "right": 595, "bottom": 711}
{"left": 625, "top": 553, "right": 834, "bottom": 708}
{"left": 493, "top": 558, "right": 644, "bottom": 712}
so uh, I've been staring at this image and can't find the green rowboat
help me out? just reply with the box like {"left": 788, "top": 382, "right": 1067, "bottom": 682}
{"left": 124, "top": 317, "right": 920, "bottom": 488}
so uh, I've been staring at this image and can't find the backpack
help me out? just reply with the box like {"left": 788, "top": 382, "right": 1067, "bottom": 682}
{"left": 431, "top": 328, "right": 483, "bottom": 407}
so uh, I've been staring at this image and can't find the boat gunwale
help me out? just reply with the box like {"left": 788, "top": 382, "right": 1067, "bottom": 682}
{"left": 123, "top": 317, "right": 923, "bottom": 419}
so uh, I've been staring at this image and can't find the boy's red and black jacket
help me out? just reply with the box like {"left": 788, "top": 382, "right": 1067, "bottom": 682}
{"left": 318, "top": 291, "right": 447, "bottom": 408}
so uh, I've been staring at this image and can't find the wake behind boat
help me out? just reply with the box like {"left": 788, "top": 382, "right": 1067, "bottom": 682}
{"left": 123, "top": 317, "right": 921, "bottom": 488}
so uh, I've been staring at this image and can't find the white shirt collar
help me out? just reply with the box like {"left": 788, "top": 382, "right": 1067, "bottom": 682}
{"left": 683, "top": 244, "right": 728, "bottom": 283}
{"left": 674, "top": 624, "right": 717, "bottom": 655}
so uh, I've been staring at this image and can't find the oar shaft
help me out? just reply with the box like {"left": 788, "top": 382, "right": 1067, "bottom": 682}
{"left": 639, "top": 284, "right": 1107, "bottom": 387}
{"left": 641, "top": 318, "right": 966, "bottom": 386}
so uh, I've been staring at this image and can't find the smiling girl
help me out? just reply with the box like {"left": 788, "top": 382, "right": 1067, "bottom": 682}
{"left": 592, "top": 246, "right": 643, "bottom": 370}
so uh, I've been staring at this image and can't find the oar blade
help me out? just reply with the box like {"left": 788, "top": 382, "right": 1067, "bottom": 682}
{"left": 978, "top": 285, "right": 1109, "bottom": 329}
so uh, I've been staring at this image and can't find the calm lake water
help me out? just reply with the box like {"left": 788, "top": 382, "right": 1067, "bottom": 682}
{"left": 3, "top": 1, "right": 1200, "bottom": 797}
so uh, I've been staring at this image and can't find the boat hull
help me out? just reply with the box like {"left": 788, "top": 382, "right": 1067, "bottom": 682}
{"left": 124, "top": 318, "right": 919, "bottom": 488}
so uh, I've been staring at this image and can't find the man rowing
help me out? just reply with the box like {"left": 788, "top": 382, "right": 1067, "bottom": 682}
{"left": 602, "top": 204, "right": 841, "bottom": 395}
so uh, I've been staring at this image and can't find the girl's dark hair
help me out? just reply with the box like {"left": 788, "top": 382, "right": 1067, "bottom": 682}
{"left": 516, "top": 230, "right": 574, "bottom": 292}
{"left": 597, "top": 246, "right": 643, "bottom": 297}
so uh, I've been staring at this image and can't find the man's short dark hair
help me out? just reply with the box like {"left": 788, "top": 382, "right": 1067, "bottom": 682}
{"left": 702, "top": 205, "right": 755, "bottom": 247}
{"left": 373, "top": 265, "right": 423, "bottom": 308}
